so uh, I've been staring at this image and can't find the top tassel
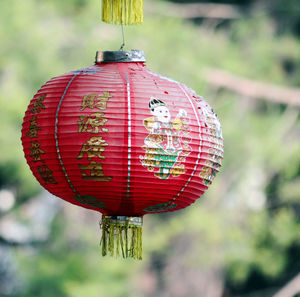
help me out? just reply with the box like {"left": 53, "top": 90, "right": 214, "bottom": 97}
{"left": 102, "top": 0, "right": 143, "bottom": 25}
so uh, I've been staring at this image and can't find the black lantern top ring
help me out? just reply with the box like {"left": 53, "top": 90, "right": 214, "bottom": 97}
{"left": 95, "top": 50, "right": 146, "bottom": 63}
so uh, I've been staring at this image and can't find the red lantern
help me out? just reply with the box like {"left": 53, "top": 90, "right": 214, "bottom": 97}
{"left": 21, "top": 50, "right": 223, "bottom": 259}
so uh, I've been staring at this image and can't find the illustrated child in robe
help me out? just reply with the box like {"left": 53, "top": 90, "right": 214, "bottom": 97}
{"left": 140, "top": 98, "right": 191, "bottom": 179}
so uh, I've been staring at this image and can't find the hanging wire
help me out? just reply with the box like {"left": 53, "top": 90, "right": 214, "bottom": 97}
{"left": 119, "top": 0, "right": 125, "bottom": 51}
{"left": 119, "top": 23, "right": 125, "bottom": 51}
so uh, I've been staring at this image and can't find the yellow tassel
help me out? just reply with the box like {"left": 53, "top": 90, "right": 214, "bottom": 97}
{"left": 101, "top": 222, "right": 107, "bottom": 256}
{"left": 100, "top": 216, "right": 143, "bottom": 260}
{"left": 130, "top": 227, "right": 135, "bottom": 258}
{"left": 120, "top": 226, "right": 125, "bottom": 258}
{"left": 137, "top": 227, "right": 142, "bottom": 260}
{"left": 125, "top": 227, "right": 128, "bottom": 258}
{"left": 101, "top": 0, "right": 143, "bottom": 25}
{"left": 109, "top": 224, "right": 114, "bottom": 256}
{"left": 116, "top": 226, "right": 120, "bottom": 258}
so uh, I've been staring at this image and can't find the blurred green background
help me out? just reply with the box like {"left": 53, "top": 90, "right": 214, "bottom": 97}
{"left": 0, "top": 0, "right": 300, "bottom": 296}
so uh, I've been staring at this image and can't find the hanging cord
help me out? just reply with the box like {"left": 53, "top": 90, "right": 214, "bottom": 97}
{"left": 119, "top": 23, "right": 125, "bottom": 51}
{"left": 119, "top": 0, "right": 125, "bottom": 51}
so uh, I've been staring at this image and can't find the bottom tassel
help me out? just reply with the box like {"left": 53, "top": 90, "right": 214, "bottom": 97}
{"left": 100, "top": 215, "right": 143, "bottom": 260}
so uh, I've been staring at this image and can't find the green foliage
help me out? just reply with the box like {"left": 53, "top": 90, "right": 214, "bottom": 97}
{"left": 16, "top": 214, "right": 142, "bottom": 297}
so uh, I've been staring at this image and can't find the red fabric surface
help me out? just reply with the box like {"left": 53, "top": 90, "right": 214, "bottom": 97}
{"left": 21, "top": 62, "right": 223, "bottom": 216}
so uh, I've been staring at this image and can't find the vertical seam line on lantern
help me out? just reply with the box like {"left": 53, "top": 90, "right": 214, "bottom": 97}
{"left": 126, "top": 73, "right": 132, "bottom": 198}
{"left": 174, "top": 84, "right": 202, "bottom": 202}
{"left": 55, "top": 72, "right": 80, "bottom": 195}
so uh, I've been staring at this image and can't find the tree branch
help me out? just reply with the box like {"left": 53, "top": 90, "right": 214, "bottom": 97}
{"left": 0, "top": 235, "right": 45, "bottom": 247}
{"left": 274, "top": 274, "right": 300, "bottom": 297}
{"left": 146, "top": 2, "right": 243, "bottom": 20}
{"left": 204, "top": 68, "right": 300, "bottom": 107}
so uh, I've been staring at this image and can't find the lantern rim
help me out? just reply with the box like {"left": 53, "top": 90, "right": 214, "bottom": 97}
{"left": 95, "top": 49, "right": 146, "bottom": 63}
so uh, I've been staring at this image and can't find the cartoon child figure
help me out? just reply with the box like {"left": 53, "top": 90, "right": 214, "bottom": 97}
{"left": 140, "top": 97, "right": 190, "bottom": 179}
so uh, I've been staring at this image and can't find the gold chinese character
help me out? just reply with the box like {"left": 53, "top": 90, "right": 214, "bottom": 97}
{"left": 30, "top": 140, "right": 45, "bottom": 162}
{"left": 77, "top": 112, "right": 108, "bottom": 133}
{"left": 80, "top": 92, "right": 112, "bottom": 111}
{"left": 78, "top": 161, "right": 112, "bottom": 181}
{"left": 26, "top": 116, "right": 41, "bottom": 138}
{"left": 37, "top": 165, "right": 57, "bottom": 184}
{"left": 77, "top": 136, "right": 108, "bottom": 160}
{"left": 30, "top": 95, "right": 46, "bottom": 114}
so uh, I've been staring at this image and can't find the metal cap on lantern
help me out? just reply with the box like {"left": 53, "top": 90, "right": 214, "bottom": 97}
{"left": 21, "top": 0, "right": 224, "bottom": 261}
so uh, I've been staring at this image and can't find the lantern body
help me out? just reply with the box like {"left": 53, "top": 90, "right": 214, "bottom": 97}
{"left": 21, "top": 51, "right": 223, "bottom": 218}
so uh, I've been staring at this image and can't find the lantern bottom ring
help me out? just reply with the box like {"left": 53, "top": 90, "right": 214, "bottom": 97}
{"left": 101, "top": 215, "right": 143, "bottom": 260}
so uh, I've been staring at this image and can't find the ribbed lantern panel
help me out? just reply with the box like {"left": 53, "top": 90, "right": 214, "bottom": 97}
{"left": 21, "top": 62, "right": 223, "bottom": 216}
